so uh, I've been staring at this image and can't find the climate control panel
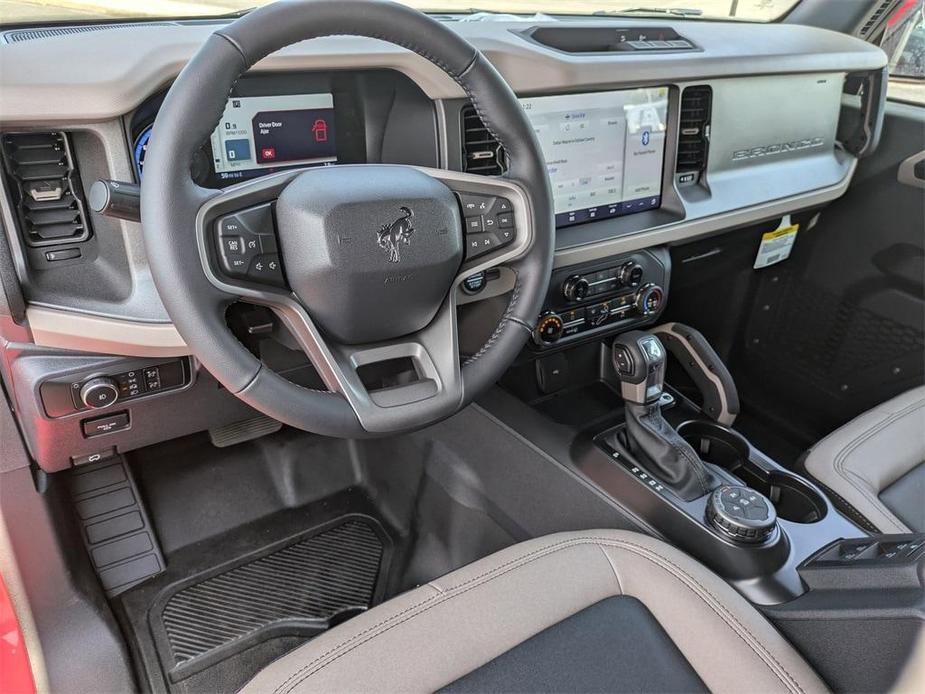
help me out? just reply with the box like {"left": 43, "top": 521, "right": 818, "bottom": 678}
{"left": 532, "top": 249, "right": 670, "bottom": 349}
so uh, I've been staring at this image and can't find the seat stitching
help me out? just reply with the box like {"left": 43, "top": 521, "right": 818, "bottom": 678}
{"left": 597, "top": 543, "right": 624, "bottom": 595}
{"left": 830, "top": 399, "right": 924, "bottom": 534}
{"left": 269, "top": 537, "right": 805, "bottom": 694}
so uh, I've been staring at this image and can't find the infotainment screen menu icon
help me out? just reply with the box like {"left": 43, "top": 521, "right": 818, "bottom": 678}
{"left": 520, "top": 87, "right": 669, "bottom": 228}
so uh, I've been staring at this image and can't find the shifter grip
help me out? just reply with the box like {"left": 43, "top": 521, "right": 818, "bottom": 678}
{"left": 652, "top": 322, "right": 740, "bottom": 425}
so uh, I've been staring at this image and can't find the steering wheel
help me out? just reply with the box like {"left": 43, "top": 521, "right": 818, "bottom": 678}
{"left": 140, "top": 0, "right": 554, "bottom": 438}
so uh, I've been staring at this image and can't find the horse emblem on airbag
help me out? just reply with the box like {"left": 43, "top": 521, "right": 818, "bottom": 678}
{"left": 377, "top": 206, "right": 414, "bottom": 263}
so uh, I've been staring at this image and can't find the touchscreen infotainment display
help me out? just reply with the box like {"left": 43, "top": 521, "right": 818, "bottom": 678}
{"left": 520, "top": 87, "right": 669, "bottom": 228}
{"left": 209, "top": 93, "right": 337, "bottom": 183}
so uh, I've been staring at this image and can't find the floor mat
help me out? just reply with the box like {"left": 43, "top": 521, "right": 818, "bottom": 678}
{"left": 115, "top": 488, "right": 396, "bottom": 693}
{"left": 153, "top": 518, "right": 385, "bottom": 680}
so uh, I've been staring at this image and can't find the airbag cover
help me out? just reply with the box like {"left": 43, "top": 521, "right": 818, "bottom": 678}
{"left": 275, "top": 166, "right": 463, "bottom": 344}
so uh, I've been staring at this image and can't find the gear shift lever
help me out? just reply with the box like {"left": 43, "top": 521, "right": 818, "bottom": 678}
{"left": 612, "top": 331, "right": 717, "bottom": 500}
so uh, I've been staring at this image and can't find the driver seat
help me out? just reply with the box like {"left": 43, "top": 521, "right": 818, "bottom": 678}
{"left": 242, "top": 530, "right": 826, "bottom": 693}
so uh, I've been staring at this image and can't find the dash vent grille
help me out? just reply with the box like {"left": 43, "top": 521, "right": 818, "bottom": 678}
{"left": 1, "top": 132, "right": 91, "bottom": 247}
{"left": 461, "top": 105, "right": 507, "bottom": 176}
{"left": 3, "top": 22, "right": 174, "bottom": 43}
{"left": 676, "top": 86, "right": 712, "bottom": 175}
{"left": 856, "top": 0, "right": 898, "bottom": 39}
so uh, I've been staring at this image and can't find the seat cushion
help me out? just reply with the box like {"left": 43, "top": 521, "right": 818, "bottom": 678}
{"left": 803, "top": 386, "right": 925, "bottom": 533}
{"left": 241, "top": 530, "right": 826, "bottom": 693}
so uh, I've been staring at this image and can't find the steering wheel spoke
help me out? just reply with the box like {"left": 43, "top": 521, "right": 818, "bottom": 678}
{"left": 419, "top": 167, "right": 536, "bottom": 281}
{"left": 269, "top": 296, "right": 463, "bottom": 433}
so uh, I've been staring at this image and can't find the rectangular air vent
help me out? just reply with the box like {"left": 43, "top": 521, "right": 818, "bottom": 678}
{"left": 1, "top": 132, "right": 91, "bottom": 247}
{"left": 856, "top": 0, "right": 898, "bottom": 39}
{"left": 676, "top": 86, "right": 712, "bottom": 180}
{"left": 461, "top": 105, "right": 507, "bottom": 176}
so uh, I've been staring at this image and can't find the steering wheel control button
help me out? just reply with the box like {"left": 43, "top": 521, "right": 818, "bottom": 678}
{"left": 80, "top": 377, "right": 120, "bottom": 409}
{"left": 465, "top": 216, "right": 485, "bottom": 233}
{"left": 462, "top": 272, "right": 487, "bottom": 295}
{"left": 248, "top": 254, "right": 285, "bottom": 287}
{"left": 458, "top": 193, "right": 516, "bottom": 260}
{"left": 216, "top": 206, "right": 287, "bottom": 287}
{"left": 458, "top": 193, "right": 495, "bottom": 215}
{"left": 706, "top": 485, "right": 777, "bottom": 543}
{"left": 82, "top": 411, "right": 130, "bottom": 438}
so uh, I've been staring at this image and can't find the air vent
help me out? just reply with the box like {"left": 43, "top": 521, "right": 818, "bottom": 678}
{"left": 1, "top": 132, "right": 91, "bottom": 247}
{"left": 2, "top": 22, "right": 175, "bottom": 44}
{"left": 461, "top": 105, "right": 507, "bottom": 176}
{"left": 856, "top": 0, "right": 898, "bottom": 39}
{"left": 676, "top": 86, "right": 712, "bottom": 178}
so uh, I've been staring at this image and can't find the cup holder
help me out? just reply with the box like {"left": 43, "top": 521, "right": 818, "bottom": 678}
{"left": 677, "top": 420, "right": 827, "bottom": 524}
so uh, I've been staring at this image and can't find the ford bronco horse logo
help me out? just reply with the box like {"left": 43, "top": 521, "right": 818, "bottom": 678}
{"left": 377, "top": 207, "right": 414, "bottom": 263}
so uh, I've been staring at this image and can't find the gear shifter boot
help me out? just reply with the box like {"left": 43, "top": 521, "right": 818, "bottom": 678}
{"left": 623, "top": 401, "right": 717, "bottom": 500}
{"left": 612, "top": 330, "right": 718, "bottom": 500}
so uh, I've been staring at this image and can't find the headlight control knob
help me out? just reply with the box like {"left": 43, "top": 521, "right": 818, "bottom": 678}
{"left": 635, "top": 283, "right": 664, "bottom": 316}
{"left": 562, "top": 275, "right": 591, "bottom": 302}
{"left": 534, "top": 312, "right": 564, "bottom": 345}
{"left": 80, "top": 377, "right": 120, "bottom": 409}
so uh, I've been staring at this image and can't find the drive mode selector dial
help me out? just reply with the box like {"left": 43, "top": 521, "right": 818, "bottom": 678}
{"left": 80, "top": 377, "right": 120, "bottom": 409}
{"left": 562, "top": 275, "right": 591, "bottom": 302}
{"left": 706, "top": 485, "right": 777, "bottom": 543}
{"left": 534, "top": 312, "right": 564, "bottom": 345}
{"left": 635, "top": 283, "right": 664, "bottom": 316}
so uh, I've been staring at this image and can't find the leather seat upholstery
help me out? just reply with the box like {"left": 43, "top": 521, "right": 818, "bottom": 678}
{"left": 242, "top": 530, "right": 826, "bottom": 693}
{"left": 803, "top": 386, "right": 925, "bottom": 534}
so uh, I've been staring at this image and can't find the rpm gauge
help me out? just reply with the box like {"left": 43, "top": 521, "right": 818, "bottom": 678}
{"left": 133, "top": 124, "right": 211, "bottom": 184}
{"left": 133, "top": 125, "right": 152, "bottom": 179}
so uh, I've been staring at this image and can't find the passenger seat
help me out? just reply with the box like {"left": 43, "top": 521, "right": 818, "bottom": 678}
{"left": 803, "top": 386, "right": 925, "bottom": 533}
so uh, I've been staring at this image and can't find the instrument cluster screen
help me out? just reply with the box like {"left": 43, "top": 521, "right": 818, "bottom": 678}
{"left": 209, "top": 93, "right": 337, "bottom": 183}
{"left": 520, "top": 87, "right": 669, "bottom": 228}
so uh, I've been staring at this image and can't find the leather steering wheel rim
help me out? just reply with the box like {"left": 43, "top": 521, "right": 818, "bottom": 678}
{"left": 140, "top": 0, "right": 554, "bottom": 437}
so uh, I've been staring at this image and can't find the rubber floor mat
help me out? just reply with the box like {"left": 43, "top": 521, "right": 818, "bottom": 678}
{"left": 151, "top": 516, "right": 386, "bottom": 681}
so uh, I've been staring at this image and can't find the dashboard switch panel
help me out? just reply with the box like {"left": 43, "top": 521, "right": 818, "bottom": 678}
{"left": 40, "top": 358, "right": 192, "bottom": 418}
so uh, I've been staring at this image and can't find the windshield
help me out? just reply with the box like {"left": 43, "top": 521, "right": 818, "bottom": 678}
{"left": 1, "top": 1, "right": 800, "bottom": 25}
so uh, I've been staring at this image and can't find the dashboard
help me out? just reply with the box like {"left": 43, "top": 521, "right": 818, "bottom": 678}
{"left": 0, "top": 14, "right": 891, "bottom": 469}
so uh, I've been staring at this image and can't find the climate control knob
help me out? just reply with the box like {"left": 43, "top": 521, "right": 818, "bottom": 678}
{"left": 80, "top": 377, "right": 120, "bottom": 409}
{"left": 562, "top": 275, "right": 590, "bottom": 302}
{"left": 635, "top": 283, "right": 665, "bottom": 316}
{"left": 534, "top": 312, "right": 564, "bottom": 345}
{"left": 619, "top": 262, "right": 644, "bottom": 288}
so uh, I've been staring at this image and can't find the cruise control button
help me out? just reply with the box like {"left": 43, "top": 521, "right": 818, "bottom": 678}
{"left": 221, "top": 236, "right": 245, "bottom": 256}
{"left": 218, "top": 215, "right": 246, "bottom": 235}
{"left": 223, "top": 256, "right": 249, "bottom": 275}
